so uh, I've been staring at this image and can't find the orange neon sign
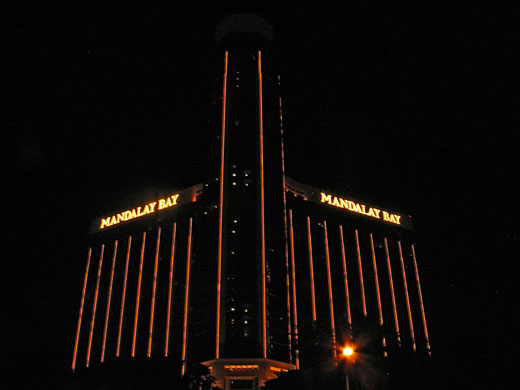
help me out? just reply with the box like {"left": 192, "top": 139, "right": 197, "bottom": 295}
{"left": 320, "top": 192, "right": 402, "bottom": 225}
{"left": 99, "top": 194, "right": 179, "bottom": 229}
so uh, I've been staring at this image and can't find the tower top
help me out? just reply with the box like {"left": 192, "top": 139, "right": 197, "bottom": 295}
{"left": 215, "top": 14, "right": 273, "bottom": 43}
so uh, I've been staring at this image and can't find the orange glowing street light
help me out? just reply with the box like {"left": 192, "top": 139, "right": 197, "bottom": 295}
{"left": 342, "top": 346, "right": 354, "bottom": 357}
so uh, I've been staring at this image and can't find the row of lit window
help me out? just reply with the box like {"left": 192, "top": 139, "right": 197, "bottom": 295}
{"left": 231, "top": 181, "right": 251, "bottom": 187}
{"left": 229, "top": 307, "right": 249, "bottom": 313}
{"left": 231, "top": 171, "right": 250, "bottom": 177}
{"left": 229, "top": 318, "right": 249, "bottom": 325}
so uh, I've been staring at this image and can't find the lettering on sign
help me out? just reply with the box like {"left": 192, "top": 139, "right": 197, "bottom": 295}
{"left": 320, "top": 192, "right": 401, "bottom": 225}
{"left": 99, "top": 194, "right": 180, "bottom": 229}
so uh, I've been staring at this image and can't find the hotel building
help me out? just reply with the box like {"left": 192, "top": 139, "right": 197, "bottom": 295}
{"left": 71, "top": 15, "right": 431, "bottom": 389}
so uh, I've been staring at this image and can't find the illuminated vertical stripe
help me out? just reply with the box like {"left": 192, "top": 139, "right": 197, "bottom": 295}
{"left": 181, "top": 218, "right": 193, "bottom": 375}
{"left": 258, "top": 50, "right": 267, "bottom": 359}
{"left": 131, "top": 232, "right": 147, "bottom": 357}
{"left": 165, "top": 223, "right": 177, "bottom": 357}
{"left": 283, "top": 196, "right": 293, "bottom": 364}
{"left": 411, "top": 244, "right": 431, "bottom": 356}
{"left": 384, "top": 238, "right": 401, "bottom": 346}
{"left": 323, "top": 221, "right": 337, "bottom": 361}
{"left": 279, "top": 79, "right": 293, "bottom": 363}
{"left": 285, "top": 237, "right": 293, "bottom": 364}
{"left": 86, "top": 244, "right": 105, "bottom": 367}
{"left": 306, "top": 217, "right": 317, "bottom": 324}
{"left": 338, "top": 226, "right": 352, "bottom": 333}
{"left": 215, "top": 51, "right": 228, "bottom": 359}
{"left": 354, "top": 230, "right": 367, "bottom": 318}
{"left": 289, "top": 210, "right": 300, "bottom": 369}
{"left": 147, "top": 227, "right": 162, "bottom": 357}
{"left": 398, "top": 241, "right": 416, "bottom": 351}
{"left": 369, "top": 234, "right": 387, "bottom": 355}
{"left": 101, "top": 240, "right": 118, "bottom": 363}
{"left": 72, "top": 248, "right": 91, "bottom": 371}
{"left": 116, "top": 236, "right": 132, "bottom": 357}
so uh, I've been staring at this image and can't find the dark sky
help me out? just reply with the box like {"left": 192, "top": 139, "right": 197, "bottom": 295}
{"left": 7, "top": 3, "right": 516, "bottom": 388}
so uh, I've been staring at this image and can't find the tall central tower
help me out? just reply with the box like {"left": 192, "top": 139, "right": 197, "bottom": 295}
{"left": 203, "top": 14, "right": 295, "bottom": 386}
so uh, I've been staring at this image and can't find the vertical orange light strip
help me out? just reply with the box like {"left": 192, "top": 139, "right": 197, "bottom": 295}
{"left": 288, "top": 210, "right": 300, "bottom": 369}
{"left": 131, "top": 232, "right": 147, "bottom": 357}
{"left": 215, "top": 51, "right": 228, "bottom": 360}
{"left": 306, "top": 217, "right": 317, "bottom": 324}
{"left": 323, "top": 221, "right": 337, "bottom": 361}
{"left": 279, "top": 78, "right": 293, "bottom": 364}
{"left": 411, "top": 244, "right": 431, "bottom": 356}
{"left": 354, "top": 230, "right": 367, "bottom": 318}
{"left": 72, "top": 248, "right": 92, "bottom": 371}
{"left": 338, "top": 226, "right": 352, "bottom": 334}
{"left": 285, "top": 234, "right": 293, "bottom": 364}
{"left": 101, "top": 240, "right": 118, "bottom": 363}
{"left": 181, "top": 218, "right": 193, "bottom": 376}
{"left": 116, "top": 236, "right": 132, "bottom": 357}
{"left": 283, "top": 196, "right": 293, "bottom": 364}
{"left": 165, "top": 223, "right": 177, "bottom": 357}
{"left": 86, "top": 244, "right": 105, "bottom": 367}
{"left": 369, "top": 234, "right": 387, "bottom": 356}
{"left": 257, "top": 50, "right": 267, "bottom": 359}
{"left": 398, "top": 241, "right": 416, "bottom": 352}
{"left": 147, "top": 227, "right": 162, "bottom": 357}
{"left": 384, "top": 237, "right": 401, "bottom": 346}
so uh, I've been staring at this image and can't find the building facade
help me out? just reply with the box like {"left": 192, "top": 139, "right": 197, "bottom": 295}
{"left": 71, "top": 15, "right": 431, "bottom": 390}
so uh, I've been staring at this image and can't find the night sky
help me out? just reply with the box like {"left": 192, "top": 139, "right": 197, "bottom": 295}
{"left": 7, "top": 3, "right": 515, "bottom": 388}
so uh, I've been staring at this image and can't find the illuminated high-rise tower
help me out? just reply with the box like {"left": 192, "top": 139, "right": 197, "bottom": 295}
{"left": 71, "top": 15, "right": 431, "bottom": 390}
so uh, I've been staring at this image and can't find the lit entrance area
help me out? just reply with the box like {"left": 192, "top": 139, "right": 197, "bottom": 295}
{"left": 202, "top": 358, "right": 296, "bottom": 390}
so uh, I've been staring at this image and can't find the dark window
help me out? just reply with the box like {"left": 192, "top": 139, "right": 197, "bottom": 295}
{"left": 229, "top": 379, "right": 254, "bottom": 389}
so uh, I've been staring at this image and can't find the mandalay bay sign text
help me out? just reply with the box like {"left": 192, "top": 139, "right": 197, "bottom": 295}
{"left": 91, "top": 184, "right": 204, "bottom": 232}
{"left": 319, "top": 192, "right": 412, "bottom": 229}
{"left": 320, "top": 192, "right": 401, "bottom": 224}
{"left": 99, "top": 194, "right": 179, "bottom": 229}
{"left": 283, "top": 177, "right": 412, "bottom": 230}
